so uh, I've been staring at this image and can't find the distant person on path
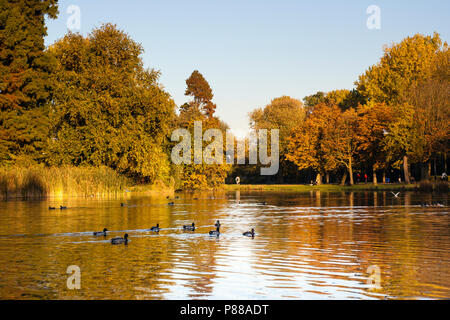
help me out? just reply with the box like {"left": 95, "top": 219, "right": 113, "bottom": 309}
{"left": 235, "top": 176, "right": 240, "bottom": 185}
{"left": 442, "top": 172, "right": 448, "bottom": 181}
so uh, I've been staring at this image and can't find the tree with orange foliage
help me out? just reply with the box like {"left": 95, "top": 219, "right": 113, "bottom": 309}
{"left": 185, "top": 70, "right": 216, "bottom": 118}
{"left": 286, "top": 103, "right": 340, "bottom": 184}
{"left": 321, "top": 108, "right": 359, "bottom": 185}
{"left": 175, "top": 73, "right": 231, "bottom": 190}
{"left": 356, "top": 33, "right": 448, "bottom": 182}
{"left": 356, "top": 103, "right": 395, "bottom": 184}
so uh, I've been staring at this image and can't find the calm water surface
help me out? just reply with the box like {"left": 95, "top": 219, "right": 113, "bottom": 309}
{"left": 0, "top": 191, "right": 448, "bottom": 299}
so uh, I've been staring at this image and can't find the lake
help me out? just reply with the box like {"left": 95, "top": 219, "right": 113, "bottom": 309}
{"left": 0, "top": 190, "right": 448, "bottom": 299}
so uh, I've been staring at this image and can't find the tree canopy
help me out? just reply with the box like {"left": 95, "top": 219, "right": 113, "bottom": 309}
{"left": 356, "top": 33, "right": 447, "bottom": 105}
{"left": 0, "top": 5, "right": 447, "bottom": 190}
{"left": 185, "top": 70, "right": 216, "bottom": 118}
{"left": 285, "top": 32, "right": 449, "bottom": 185}
{"left": 47, "top": 24, "right": 176, "bottom": 182}
{"left": 249, "top": 96, "right": 305, "bottom": 154}
{"left": 0, "top": 0, "right": 58, "bottom": 164}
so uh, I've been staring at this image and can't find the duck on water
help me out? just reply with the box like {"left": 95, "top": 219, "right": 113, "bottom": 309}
{"left": 243, "top": 228, "right": 255, "bottom": 237}
{"left": 183, "top": 223, "right": 195, "bottom": 231}
{"left": 49, "top": 206, "right": 66, "bottom": 210}
{"left": 94, "top": 228, "right": 108, "bottom": 236}
{"left": 149, "top": 224, "right": 161, "bottom": 232}
{"left": 111, "top": 234, "right": 128, "bottom": 245}
{"left": 209, "top": 226, "right": 220, "bottom": 236}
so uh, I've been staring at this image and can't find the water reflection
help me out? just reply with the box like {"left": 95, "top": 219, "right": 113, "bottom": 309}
{"left": 0, "top": 191, "right": 448, "bottom": 299}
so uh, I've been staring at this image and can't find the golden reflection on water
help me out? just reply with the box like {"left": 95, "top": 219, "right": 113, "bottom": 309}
{"left": 0, "top": 191, "right": 448, "bottom": 299}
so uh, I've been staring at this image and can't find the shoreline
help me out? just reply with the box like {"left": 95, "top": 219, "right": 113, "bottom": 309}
{"left": 224, "top": 183, "right": 421, "bottom": 192}
{"left": 2, "top": 181, "right": 448, "bottom": 200}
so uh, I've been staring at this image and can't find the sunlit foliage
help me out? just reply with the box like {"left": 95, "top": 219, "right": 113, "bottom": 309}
{"left": 47, "top": 24, "right": 176, "bottom": 183}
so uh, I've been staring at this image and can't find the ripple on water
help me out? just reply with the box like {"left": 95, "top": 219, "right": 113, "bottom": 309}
{"left": 0, "top": 191, "right": 448, "bottom": 299}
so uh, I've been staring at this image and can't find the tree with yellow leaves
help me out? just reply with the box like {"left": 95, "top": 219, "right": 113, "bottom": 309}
{"left": 357, "top": 32, "right": 449, "bottom": 182}
{"left": 357, "top": 32, "right": 446, "bottom": 105}
{"left": 382, "top": 103, "right": 426, "bottom": 184}
{"left": 250, "top": 96, "right": 305, "bottom": 182}
{"left": 174, "top": 72, "right": 231, "bottom": 190}
{"left": 401, "top": 47, "right": 450, "bottom": 177}
{"left": 48, "top": 24, "right": 176, "bottom": 183}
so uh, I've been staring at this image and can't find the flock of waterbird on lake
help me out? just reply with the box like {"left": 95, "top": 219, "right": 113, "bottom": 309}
{"left": 49, "top": 195, "right": 256, "bottom": 245}
{"left": 93, "top": 219, "right": 255, "bottom": 245}
{"left": 47, "top": 192, "right": 445, "bottom": 245}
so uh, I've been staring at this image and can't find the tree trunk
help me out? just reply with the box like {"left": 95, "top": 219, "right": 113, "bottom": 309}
{"left": 427, "top": 161, "right": 431, "bottom": 179}
{"left": 316, "top": 172, "right": 322, "bottom": 185}
{"left": 348, "top": 157, "right": 354, "bottom": 185}
{"left": 420, "top": 162, "right": 430, "bottom": 181}
{"left": 434, "top": 157, "right": 437, "bottom": 181}
{"left": 340, "top": 171, "right": 348, "bottom": 185}
{"left": 373, "top": 170, "right": 377, "bottom": 185}
{"left": 444, "top": 152, "right": 447, "bottom": 173}
{"left": 403, "top": 155, "right": 411, "bottom": 184}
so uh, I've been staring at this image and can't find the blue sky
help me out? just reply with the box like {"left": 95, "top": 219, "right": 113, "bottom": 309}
{"left": 45, "top": 0, "right": 450, "bottom": 134}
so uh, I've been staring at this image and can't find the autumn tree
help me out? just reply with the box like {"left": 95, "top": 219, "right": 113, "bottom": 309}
{"left": 322, "top": 108, "right": 359, "bottom": 185}
{"left": 356, "top": 33, "right": 446, "bottom": 105}
{"left": 304, "top": 89, "right": 364, "bottom": 113}
{"left": 356, "top": 103, "right": 395, "bottom": 184}
{"left": 177, "top": 122, "right": 231, "bottom": 190}
{"left": 357, "top": 33, "right": 448, "bottom": 181}
{"left": 401, "top": 47, "right": 450, "bottom": 178}
{"left": 286, "top": 122, "right": 325, "bottom": 184}
{"left": 286, "top": 103, "right": 340, "bottom": 184}
{"left": 48, "top": 24, "right": 176, "bottom": 183}
{"left": 325, "top": 90, "right": 351, "bottom": 108}
{"left": 382, "top": 103, "right": 426, "bottom": 184}
{"left": 249, "top": 96, "right": 305, "bottom": 182}
{"left": 303, "top": 91, "right": 325, "bottom": 113}
{"left": 325, "top": 89, "right": 364, "bottom": 110}
{"left": 249, "top": 96, "right": 305, "bottom": 153}
{"left": 0, "top": 0, "right": 58, "bottom": 164}
{"left": 174, "top": 75, "right": 230, "bottom": 190}
{"left": 185, "top": 70, "right": 216, "bottom": 118}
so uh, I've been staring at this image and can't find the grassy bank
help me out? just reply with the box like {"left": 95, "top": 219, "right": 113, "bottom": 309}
{"left": 0, "top": 166, "right": 132, "bottom": 199}
{"left": 1, "top": 165, "right": 446, "bottom": 199}
{"left": 224, "top": 183, "right": 421, "bottom": 192}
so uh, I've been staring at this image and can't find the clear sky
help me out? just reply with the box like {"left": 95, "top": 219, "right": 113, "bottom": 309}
{"left": 45, "top": 0, "right": 450, "bottom": 135}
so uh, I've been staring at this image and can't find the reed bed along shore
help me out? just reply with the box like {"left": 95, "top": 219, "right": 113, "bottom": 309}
{"left": 0, "top": 166, "right": 131, "bottom": 199}
{"left": 1, "top": 166, "right": 447, "bottom": 200}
